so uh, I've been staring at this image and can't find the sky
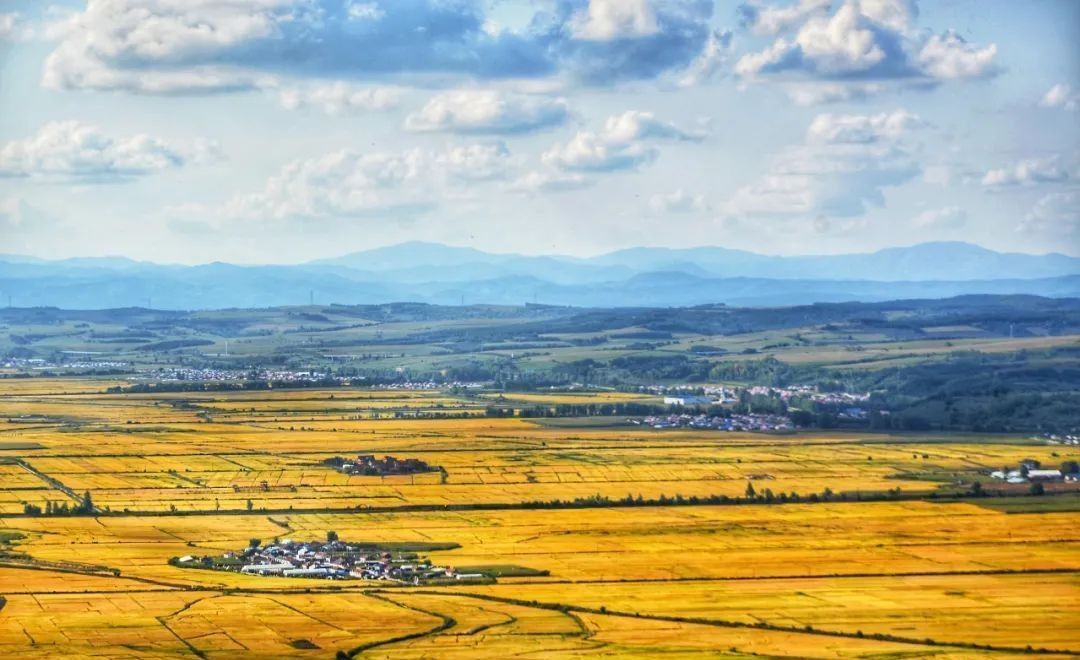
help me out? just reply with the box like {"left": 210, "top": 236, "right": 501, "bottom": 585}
{"left": 0, "top": 0, "right": 1077, "bottom": 264}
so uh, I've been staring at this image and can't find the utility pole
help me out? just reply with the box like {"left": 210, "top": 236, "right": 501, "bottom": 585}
{"left": 224, "top": 339, "right": 229, "bottom": 357}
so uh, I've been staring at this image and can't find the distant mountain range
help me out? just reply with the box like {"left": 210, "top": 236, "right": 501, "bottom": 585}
{"left": 1, "top": 241, "right": 1077, "bottom": 310}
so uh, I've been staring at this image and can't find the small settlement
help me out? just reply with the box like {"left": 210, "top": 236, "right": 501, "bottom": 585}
{"left": 641, "top": 412, "right": 794, "bottom": 432}
{"left": 173, "top": 539, "right": 488, "bottom": 584}
{"left": 990, "top": 459, "right": 1078, "bottom": 484}
{"left": 322, "top": 454, "right": 441, "bottom": 476}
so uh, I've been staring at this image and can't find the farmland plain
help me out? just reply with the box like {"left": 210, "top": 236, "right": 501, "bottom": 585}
{"left": 1, "top": 378, "right": 1078, "bottom": 658}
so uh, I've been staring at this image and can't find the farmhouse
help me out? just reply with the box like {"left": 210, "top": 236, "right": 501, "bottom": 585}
{"left": 323, "top": 454, "right": 440, "bottom": 476}
{"left": 664, "top": 395, "right": 713, "bottom": 406}
{"left": 989, "top": 468, "right": 1064, "bottom": 483}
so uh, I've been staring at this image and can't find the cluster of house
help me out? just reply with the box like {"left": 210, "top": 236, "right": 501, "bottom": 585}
{"left": 373, "top": 380, "right": 485, "bottom": 390}
{"left": 745, "top": 385, "right": 872, "bottom": 405}
{"left": 990, "top": 459, "right": 1077, "bottom": 484}
{"left": 1043, "top": 433, "right": 1080, "bottom": 446}
{"left": 138, "top": 367, "right": 345, "bottom": 383}
{"left": 323, "top": 454, "right": 440, "bottom": 476}
{"left": 175, "top": 539, "right": 486, "bottom": 584}
{"left": 653, "top": 384, "right": 872, "bottom": 409}
{"left": 639, "top": 413, "right": 793, "bottom": 432}
{"left": 1, "top": 357, "right": 53, "bottom": 369}
{"left": 3, "top": 356, "right": 130, "bottom": 370}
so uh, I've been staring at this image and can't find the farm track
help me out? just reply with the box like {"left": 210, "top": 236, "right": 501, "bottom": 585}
{"left": 347, "top": 591, "right": 457, "bottom": 657}
{"left": 401, "top": 589, "right": 1080, "bottom": 657}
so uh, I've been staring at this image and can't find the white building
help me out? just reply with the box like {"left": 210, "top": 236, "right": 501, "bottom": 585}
{"left": 664, "top": 395, "right": 712, "bottom": 406}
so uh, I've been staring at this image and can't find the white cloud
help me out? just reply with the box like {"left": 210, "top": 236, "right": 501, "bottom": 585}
{"left": 509, "top": 170, "right": 591, "bottom": 194}
{"left": 345, "top": 1, "right": 384, "bottom": 22}
{"left": 543, "top": 133, "right": 658, "bottom": 172}
{"left": 1019, "top": 191, "right": 1079, "bottom": 237}
{"left": 601, "top": 110, "right": 703, "bottom": 142}
{"left": 739, "top": 0, "right": 831, "bottom": 36}
{"left": 676, "top": 29, "right": 733, "bottom": 87}
{"left": 735, "top": 0, "right": 998, "bottom": 101}
{"left": 42, "top": 0, "right": 287, "bottom": 93}
{"left": 981, "top": 156, "right": 1069, "bottom": 188}
{"left": 786, "top": 82, "right": 884, "bottom": 105}
{"left": 0, "top": 121, "right": 211, "bottom": 181}
{"left": 40, "top": 0, "right": 716, "bottom": 94}
{"left": 569, "top": 0, "right": 659, "bottom": 41}
{"left": 912, "top": 205, "right": 966, "bottom": 229}
{"left": 220, "top": 142, "right": 520, "bottom": 220}
{"left": 224, "top": 149, "right": 427, "bottom": 220}
{"left": 542, "top": 111, "right": 701, "bottom": 172}
{"left": 807, "top": 109, "right": 926, "bottom": 144}
{"left": 859, "top": 0, "right": 918, "bottom": 32}
{"left": 278, "top": 82, "right": 403, "bottom": 115}
{"left": 726, "top": 108, "right": 927, "bottom": 218}
{"left": 650, "top": 189, "right": 709, "bottom": 213}
{"left": 916, "top": 30, "right": 997, "bottom": 80}
{"left": 436, "top": 143, "right": 514, "bottom": 182}
{"left": 405, "top": 90, "right": 569, "bottom": 135}
{"left": 1040, "top": 83, "right": 1079, "bottom": 111}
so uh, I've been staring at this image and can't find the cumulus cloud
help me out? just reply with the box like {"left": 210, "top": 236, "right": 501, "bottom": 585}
{"left": 725, "top": 108, "right": 927, "bottom": 218}
{"left": 981, "top": 156, "right": 1069, "bottom": 188}
{"left": 436, "top": 143, "right": 515, "bottom": 181}
{"left": 547, "top": 0, "right": 715, "bottom": 85}
{"left": 405, "top": 90, "right": 569, "bottom": 134}
{"left": 42, "top": 0, "right": 716, "bottom": 94}
{"left": 569, "top": 0, "right": 659, "bottom": 41}
{"left": 224, "top": 149, "right": 428, "bottom": 220}
{"left": 278, "top": 82, "right": 403, "bottom": 114}
{"left": 786, "top": 82, "right": 884, "bottom": 105}
{"left": 1019, "top": 191, "right": 1079, "bottom": 237}
{"left": 916, "top": 30, "right": 997, "bottom": 80}
{"left": 509, "top": 170, "right": 591, "bottom": 194}
{"left": 1040, "top": 83, "right": 1079, "bottom": 111}
{"left": 735, "top": 0, "right": 998, "bottom": 104}
{"left": 676, "top": 29, "right": 734, "bottom": 87}
{"left": 543, "top": 110, "right": 702, "bottom": 172}
{"left": 0, "top": 121, "right": 213, "bottom": 181}
{"left": 807, "top": 109, "right": 926, "bottom": 144}
{"left": 912, "top": 205, "right": 966, "bottom": 229}
{"left": 738, "top": 0, "right": 831, "bottom": 36}
{"left": 650, "top": 189, "right": 709, "bottom": 213}
{"left": 220, "top": 142, "right": 520, "bottom": 220}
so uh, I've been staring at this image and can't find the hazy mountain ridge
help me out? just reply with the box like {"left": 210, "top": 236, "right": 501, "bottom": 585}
{"left": 316, "top": 241, "right": 1080, "bottom": 282}
{"left": 1, "top": 242, "right": 1078, "bottom": 310}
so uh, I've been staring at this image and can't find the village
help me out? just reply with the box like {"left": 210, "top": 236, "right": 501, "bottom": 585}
{"left": 322, "top": 454, "right": 442, "bottom": 476}
{"left": 640, "top": 412, "right": 794, "bottom": 432}
{"left": 173, "top": 538, "right": 489, "bottom": 584}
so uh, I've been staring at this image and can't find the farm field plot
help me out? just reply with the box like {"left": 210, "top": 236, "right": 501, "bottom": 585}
{"left": 0, "top": 378, "right": 1077, "bottom": 658}
{"left": 444, "top": 571, "right": 1080, "bottom": 652}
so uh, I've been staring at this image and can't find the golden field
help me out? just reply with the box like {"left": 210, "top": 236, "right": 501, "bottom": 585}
{"left": 0, "top": 378, "right": 1077, "bottom": 658}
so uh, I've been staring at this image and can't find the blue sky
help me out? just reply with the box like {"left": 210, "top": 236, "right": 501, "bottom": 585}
{"left": 0, "top": 0, "right": 1077, "bottom": 264}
